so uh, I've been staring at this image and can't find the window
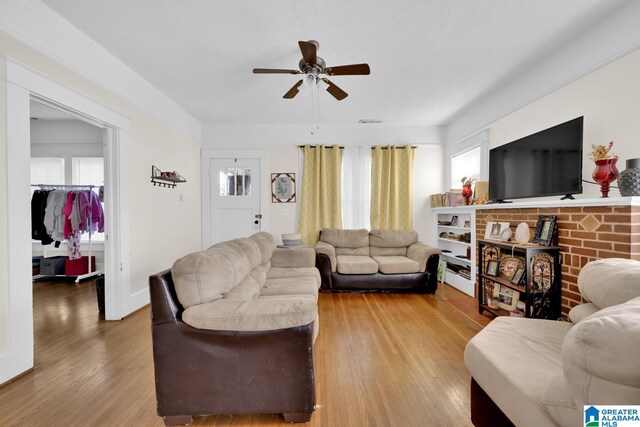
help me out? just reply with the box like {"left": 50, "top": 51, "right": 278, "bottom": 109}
{"left": 30, "top": 157, "right": 65, "bottom": 186}
{"left": 72, "top": 157, "right": 104, "bottom": 186}
{"left": 219, "top": 168, "right": 251, "bottom": 196}
{"left": 451, "top": 146, "right": 481, "bottom": 189}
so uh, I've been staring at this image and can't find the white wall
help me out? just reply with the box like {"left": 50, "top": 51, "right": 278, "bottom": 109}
{"left": 203, "top": 123, "right": 444, "bottom": 244}
{"left": 487, "top": 48, "right": 640, "bottom": 199}
{"left": 0, "top": 30, "right": 201, "bottom": 383}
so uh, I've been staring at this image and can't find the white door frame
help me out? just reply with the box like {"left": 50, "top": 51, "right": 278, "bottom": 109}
{"left": 201, "top": 149, "right": 269, "bottom": 249}
{"left": 1, "top": 57, "right": 131, "bottom": 384}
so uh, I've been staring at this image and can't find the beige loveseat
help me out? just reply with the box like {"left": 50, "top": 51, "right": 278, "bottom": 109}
{"left": 464, "top": 258, "right": 640, "bottom": 427}
{"left": 149, "top": 232, "right": 320, "bottom": 425}
{"left": 315, "top": 228, "right": 441, "bottom": 292}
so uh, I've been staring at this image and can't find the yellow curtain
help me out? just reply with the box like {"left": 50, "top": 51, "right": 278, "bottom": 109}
{"left": 299, "top": 145, "right": 343, "bottom": 245}
{"left": 370, "top": 145, "right": 415, "bottom": 230}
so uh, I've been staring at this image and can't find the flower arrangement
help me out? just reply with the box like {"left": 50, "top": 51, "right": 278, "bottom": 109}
{"left": 588, "top": 141, "right": 617, "bottom": 161}
{"left": 461, "top": 176, "right": 476, "bottom": 186}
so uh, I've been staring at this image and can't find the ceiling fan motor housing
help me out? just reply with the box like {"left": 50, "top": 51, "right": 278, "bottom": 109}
{"left": 299, "top": 57, "right": 325, "bottom": 75}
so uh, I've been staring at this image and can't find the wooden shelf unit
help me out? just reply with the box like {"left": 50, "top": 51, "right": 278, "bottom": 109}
{"left": 477, "top": 239, "right": 561, "bottom": 320}
{"left": 432, "top": 207, "right": 476, "bottom": 296}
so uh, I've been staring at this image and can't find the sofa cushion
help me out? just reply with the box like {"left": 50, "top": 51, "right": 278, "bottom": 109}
{"left": 335, "top": 246, "right": 370, "bottom": 256}
{"left": 261, "top": 276, "right": 319, "bottom": 299}
{"left": 218, "top": 238, "right": 261, "bottom": 269}
{"left": 271, "top": 247, "right": 315, "bottom": 268}
{"left": 578, "top": 258, "right": 640, "bottom": 309}
{"left": 568, "top": 302, "right": 599, "bottom": 323}
{"left": 541, "top": 373, "right": 580, "bottom": 427}
{"left": 336, "top": 255, "right": 378, "bottom": 275}
{"left": 369, "top": 229, "right": 418, "bottom": 248}
{"left": 320, "top": 228, "right": 369, "bottom": 248}
{"left": 372, "top": 256, "right": 420, "bottom": 274}
{"left": 172, "top": 247, "right": 246, "bottom": 308}
{"left": 267, "top": 266, "right": 321, "bottom": 289}
{"left": 182, "top": 295, "right": 317, "bottom": 332}
{"left": 223, "top": 275, "right": 261, "bottom": 301}
{"left": 464, "top": 317, "right": 573, "bottom": 427}
{"left": 249, "top": 231, "right": 275, "bottom": 266}
{"left": 562, "top": 295, "right": 640, "bottom": 408}
{"left": 370, "top": 246, "right": 407, "bottom": 257}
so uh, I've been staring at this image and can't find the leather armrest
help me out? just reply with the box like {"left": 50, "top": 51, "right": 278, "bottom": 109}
{"left": 315, "top": 241, "right": 336, "bottom": 272}
{"left": 407, "top": 242, "right": 441, "bottom": 273}
{"left": 271, "top": 247, "right": 316, "bottom": 268}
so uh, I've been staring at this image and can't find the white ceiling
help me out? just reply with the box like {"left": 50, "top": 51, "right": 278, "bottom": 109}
{"left": 40, "top": 0, "right": 627, "bottom": 126}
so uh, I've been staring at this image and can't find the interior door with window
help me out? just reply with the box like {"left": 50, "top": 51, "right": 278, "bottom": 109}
{"left": 210, "top": 158, "right": 262, "bottom": 244}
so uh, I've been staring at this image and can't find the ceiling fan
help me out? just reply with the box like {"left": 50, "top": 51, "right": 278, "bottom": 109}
{"left": 253, "top": 40, "right": 370, "bottom": 101}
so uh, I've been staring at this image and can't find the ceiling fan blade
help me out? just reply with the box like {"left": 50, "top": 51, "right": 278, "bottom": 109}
{"left": 283, "top": 80, "right": 304, "bottom": 99}
{"left": 325, "top": 63, "right": 370, "bottom": 76}
{"left": 298, "top": 40, "right": 317, "bottom": 65}
{"left": 253, "top": 68, "right": 301, "bottom": 74}
{"left": 321, "top": 78, "right": 348, "bottom": 101}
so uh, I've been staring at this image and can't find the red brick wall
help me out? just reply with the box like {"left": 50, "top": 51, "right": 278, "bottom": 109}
{"left": 476, "top": 205, "right": 640, "bottom": 317}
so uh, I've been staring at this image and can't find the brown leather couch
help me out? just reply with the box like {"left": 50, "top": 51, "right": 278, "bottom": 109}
{"left": 149, "top": 232, "right": 319, "bottom": 425}
{"left": 315, "top": 229, "right": 441, "bottom": 293}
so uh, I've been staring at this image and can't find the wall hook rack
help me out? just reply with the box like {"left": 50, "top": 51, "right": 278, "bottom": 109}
{"left": 151, "top": 165, "right": 186, "bottom": 189}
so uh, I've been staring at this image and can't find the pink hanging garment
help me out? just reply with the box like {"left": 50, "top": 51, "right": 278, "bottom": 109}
{"left": 62, "top": 191, "right": 76, "bottom": 240}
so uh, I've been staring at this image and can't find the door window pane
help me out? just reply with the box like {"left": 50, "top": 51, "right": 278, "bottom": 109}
{"left": 219, "top": 168, "right": 252, "bottom": 197}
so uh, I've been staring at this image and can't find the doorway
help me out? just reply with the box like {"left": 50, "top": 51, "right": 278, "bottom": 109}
{"left": 2, "top": 59, "right": 132, "bottom": 385}
{"left": 201, "top": 150, "right": 270, "bottom": 248}
{"left": 30, "top": 100, "right": 106, "bottom": 337}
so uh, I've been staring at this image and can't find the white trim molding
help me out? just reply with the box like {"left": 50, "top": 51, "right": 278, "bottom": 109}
{"left": 1, "top": 57, "right": 136, "bottom": 384}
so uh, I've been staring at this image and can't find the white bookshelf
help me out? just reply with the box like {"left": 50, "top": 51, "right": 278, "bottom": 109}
{"left": 432, "top": 207, "right": 476, "bottom": 296}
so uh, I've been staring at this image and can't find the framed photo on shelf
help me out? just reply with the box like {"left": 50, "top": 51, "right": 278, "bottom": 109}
{"left": 533, "top": 215, "right": 557, "bottom": 246}
{"left": 511, "top": 267, "right": 525, "bottom": 285}
{"left": 484, "top": 221, "right": 510, "bottom": 240}
{"left": 486, "top": 260, "right": 499, "bottom": 276}
{"left": 498, "top": 285, "right": 519, "bottom": 311}
{"left": 450, "top": 215, "right": 459, "bottom": 227}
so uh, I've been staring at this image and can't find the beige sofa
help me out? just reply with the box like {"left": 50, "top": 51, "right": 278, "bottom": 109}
{"left": 149, "top": 232, "right": 321, "bottom": 424}
{"left": 315, "top": 228, "right": 441, "bottom": 292}
{"left": 464, "top": 258, "right": 640, "bottom": 427}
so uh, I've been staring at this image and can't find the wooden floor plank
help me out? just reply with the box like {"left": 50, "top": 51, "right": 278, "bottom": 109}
{"left": 0, "top": 281, "right": 482, "bottom": 426}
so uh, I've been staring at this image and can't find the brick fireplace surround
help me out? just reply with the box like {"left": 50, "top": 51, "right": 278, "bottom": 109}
{"left": 475, "top": 198, "right": 640, "bottom": 317}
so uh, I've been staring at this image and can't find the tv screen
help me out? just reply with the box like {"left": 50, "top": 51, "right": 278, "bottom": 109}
{"left": 489, "top": 117, "right": 583, "bottom": 201}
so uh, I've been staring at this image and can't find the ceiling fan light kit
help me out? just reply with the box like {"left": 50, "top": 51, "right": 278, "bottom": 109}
{"left": 253, "top": 40, "right": 370, "bottom": 101}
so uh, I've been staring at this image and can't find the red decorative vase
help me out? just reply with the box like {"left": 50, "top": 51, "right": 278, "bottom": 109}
{"left": 592, "top": 158, "right": 619, "bottom": 198}
{"left": 462, "top": 184, "right": 473, "bottom": 205}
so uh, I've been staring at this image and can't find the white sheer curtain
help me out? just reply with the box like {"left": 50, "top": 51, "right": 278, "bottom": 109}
{"left": 341, "top": 146, "right": 371, "bottom": 229}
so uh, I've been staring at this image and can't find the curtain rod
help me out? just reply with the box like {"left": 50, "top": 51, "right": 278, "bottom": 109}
{"left": 297, "top": 145, "right": 416, "bottom": 149}
{"left": 32, "top": 184, "right": 97, "bottom": 189}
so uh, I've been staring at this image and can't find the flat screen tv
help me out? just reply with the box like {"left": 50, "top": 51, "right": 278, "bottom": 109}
{"left": 489, "top": 117, "right": 583, "bottom": 201}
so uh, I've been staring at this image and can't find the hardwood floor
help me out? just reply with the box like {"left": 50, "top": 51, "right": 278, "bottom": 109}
{"left": 0, "top": 281, "right": 483, "bottom": 426}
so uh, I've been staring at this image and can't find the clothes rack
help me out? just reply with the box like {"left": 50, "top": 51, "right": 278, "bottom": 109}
{"left": 32, "top": 184, "right": 102, "bottom": 283}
